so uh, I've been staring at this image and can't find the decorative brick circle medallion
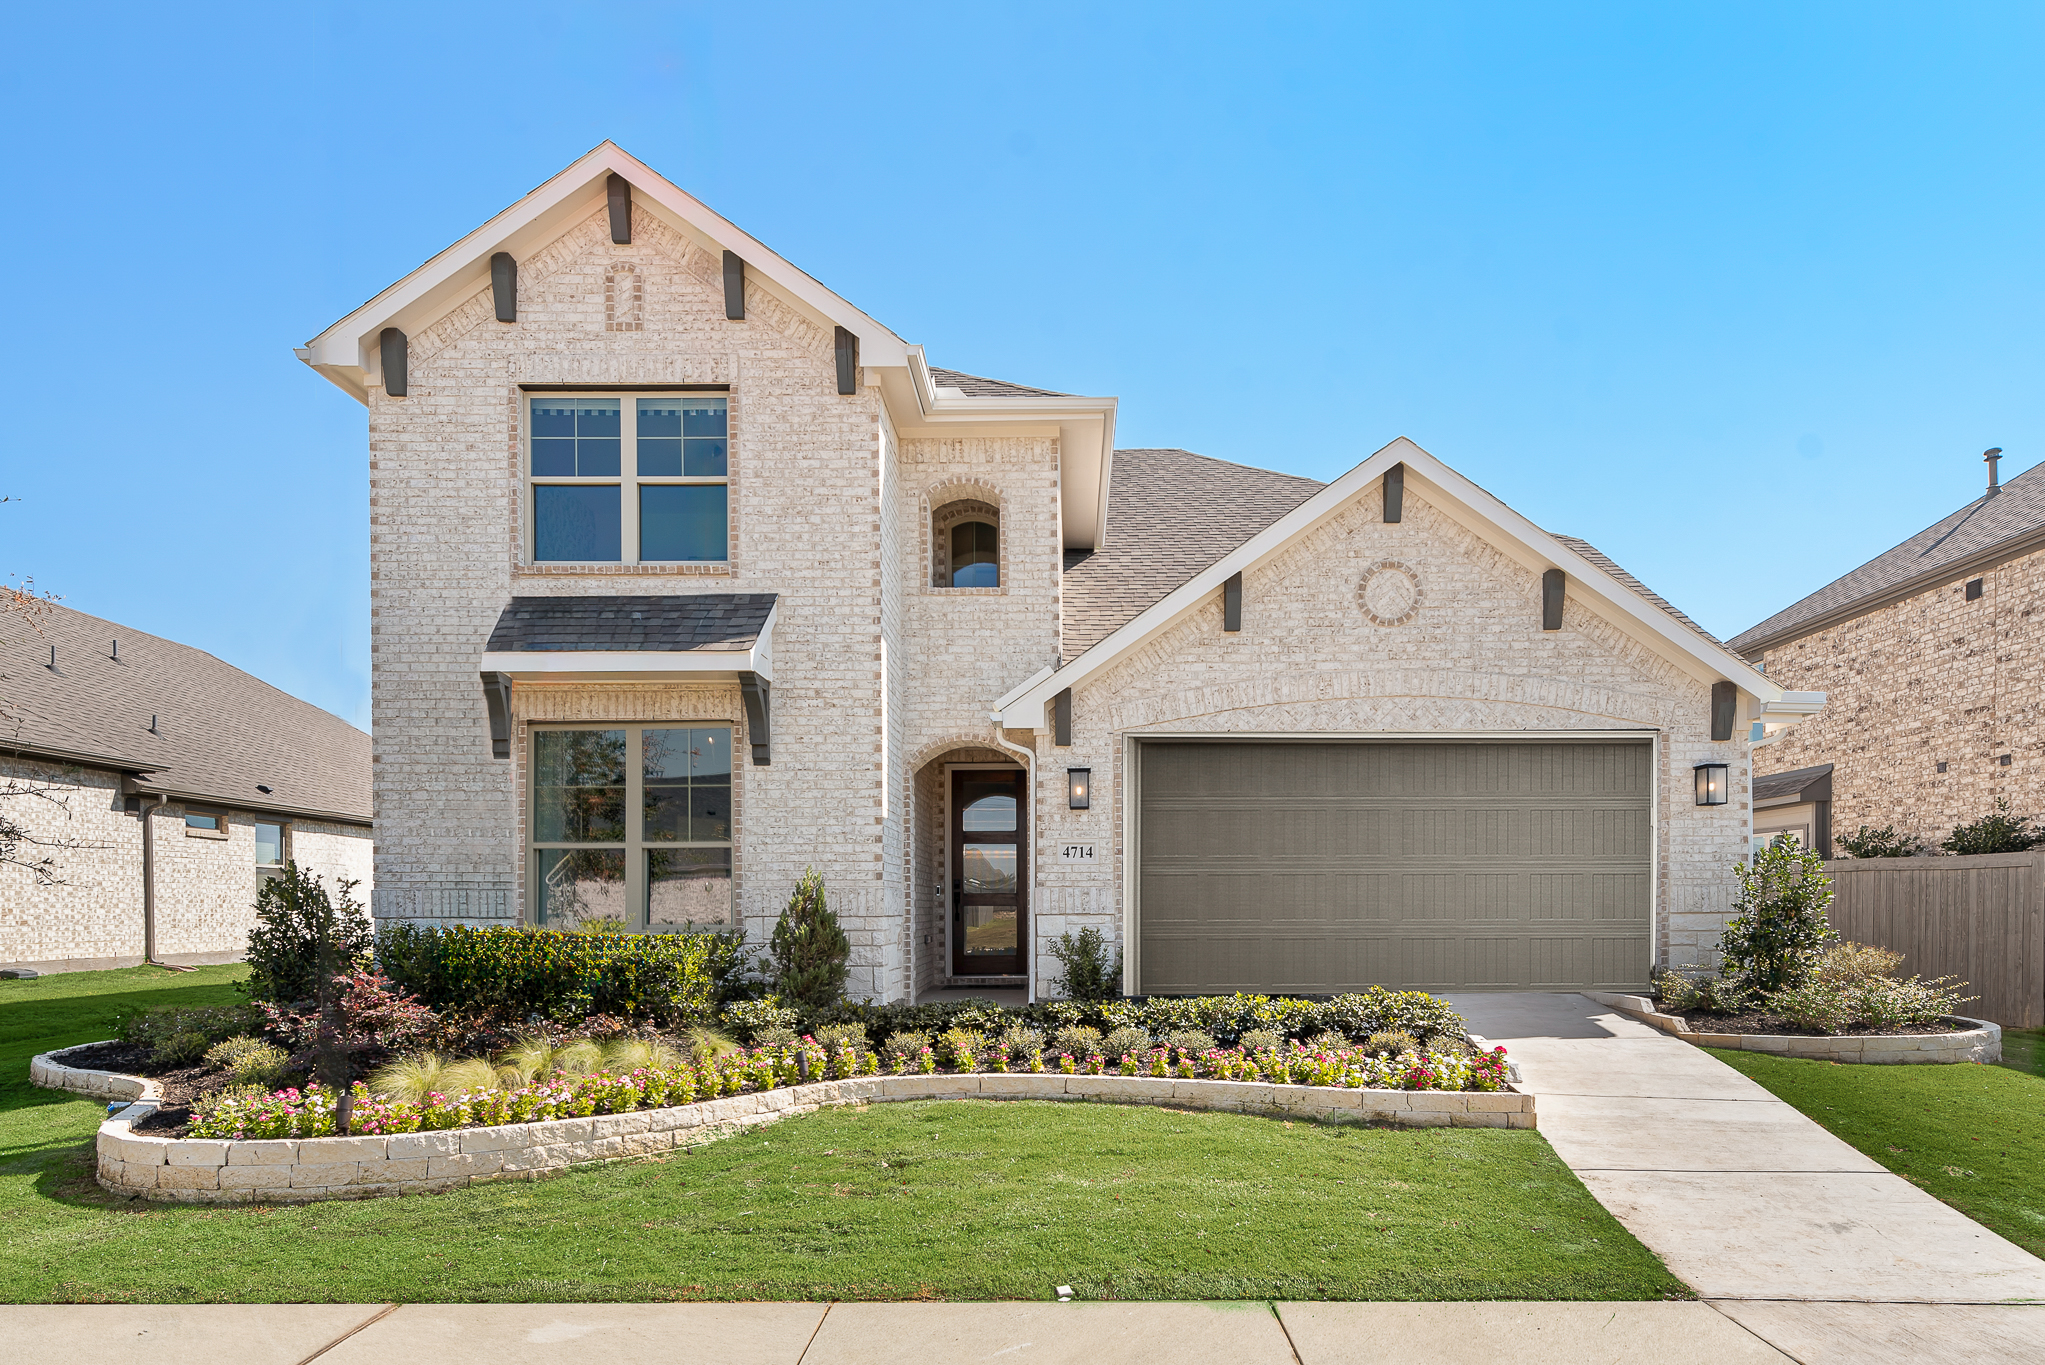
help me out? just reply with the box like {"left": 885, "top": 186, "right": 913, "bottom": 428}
{"left": 1358, "top": 560, "right": 1422, "bottom": 626}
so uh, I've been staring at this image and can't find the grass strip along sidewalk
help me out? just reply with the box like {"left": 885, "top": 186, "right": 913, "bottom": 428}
{"left": 1710, "top": 1047, "right": 2045, "bottom": 1260}
{"left": 1, "top": 967, "right": 1685, "bottom": 1304}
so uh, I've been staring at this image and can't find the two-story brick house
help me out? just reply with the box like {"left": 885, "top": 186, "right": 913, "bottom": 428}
{"left": 298, "top": 143, "right": 1822, "bottom": 1000}
{"left": 1731, "top": 454, "right": 2045, "bottom": 852}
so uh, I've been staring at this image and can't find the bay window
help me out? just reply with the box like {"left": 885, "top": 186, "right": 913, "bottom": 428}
{"left": 530, "top": 724, "right": 733, "bottom": 931}
{"left": 528, "top": 393, "right": 728, "bottom": 564}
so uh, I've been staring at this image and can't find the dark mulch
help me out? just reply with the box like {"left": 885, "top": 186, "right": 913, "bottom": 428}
{"left": 1654, "top": 1008, "right": 1970, "bottom": 1038}
{"left": 54, "top": 1041, "right": 281, "bottom": 1137}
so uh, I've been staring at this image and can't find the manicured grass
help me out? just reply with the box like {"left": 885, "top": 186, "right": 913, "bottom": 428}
{"left": 1996, "top": 1028, "right": 2045, "bottom": 1078}
{"left": 1, "top": 968, "right": 1686, "bottom": 1304}
{"left": 1709, "top": 1048, "right": 2045, "bottom": 1258}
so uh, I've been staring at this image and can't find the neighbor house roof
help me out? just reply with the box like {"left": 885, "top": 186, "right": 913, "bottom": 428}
{"left": 926, "top": 367, "right": 1070, "bottom": 399}
{"left": 0, "top": 601, "right": 371, "bottom": 825}
{"left": 1729, "top": 461, "right": 2045, "bottom": 659}
{"left": 1754, "top": 763, "right": 1833, "bottom": 806}
{"left": 485, "top": 595, "right": 778, "bottom": 653}
{"left": 1061, "top": 448, "right": 1323, "bottom": 661}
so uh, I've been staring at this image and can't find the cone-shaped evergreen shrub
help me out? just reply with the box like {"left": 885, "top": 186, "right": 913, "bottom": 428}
{"left": 770, "top": 866, "right": 849, "bottom": 1011}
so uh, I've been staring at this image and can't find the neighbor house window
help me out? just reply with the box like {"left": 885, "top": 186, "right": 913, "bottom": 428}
{"left": 529, "top": 724, "right": 733, "bottom": 931}
{"left": 528, "top": 394, "right": 728, "bottom": 563}
{"left": 932, "top": 498, "right": 1000, "bottom": 587}
{"left": 183, "top": 810, "right": 227, "bottom": 839}
{"left": 255, "top": 822, "right": 286, "bottom": 869}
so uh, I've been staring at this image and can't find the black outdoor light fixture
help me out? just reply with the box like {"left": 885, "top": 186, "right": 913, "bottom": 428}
{"left": 1694, "top": 762, "right": 1730, "bottom": 806}
{"left": 1068, "top": 768, "right": 1092, "bottom": 810}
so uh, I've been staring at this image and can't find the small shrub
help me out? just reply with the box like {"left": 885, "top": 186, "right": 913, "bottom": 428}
{"left": 1044, "top": 926, "right": 1122, "bottom": 1001}
{"left": 722, "top": 998, "right": 800, "bottom": 1042}
{"left": 1324, "top": 989, "right": 1467, "bottom": 1044}
{"left": 1854, "top": 975, "right": 1974, "bottom": 1029}
{"left": 259, "top": 969, "right": 437, "bottom": 1075}
{"left": 882, "top": 1030, "right": 932, "bottom": 1064}
{"left": 1237, "top": 1028, "right": 1282, "bottom": 1054}
{"left": 203, "top": 1035, "right": 290, "bottom": 1088}
{"left": 378, "top": 923, "right": 719, "bottom": 1025}
{"left": 1718, "top": 841, "right": 1833, "bottom": 993}
{"left": 1365, "top": 1030, "right": 1419, "bottom": 1057}
{"left": 1943, "top": 798, "right": 2044, "bottom": 856}
{"left": 1304, "top": 1031, "right": 1349, "bottom": 1053}
{"left": 753, "top": 1025, "right": 801, "bottom": 1050}
{"left": 1422, "top": 1034, "right": 1471, "bottom": 1057}
{"left": 118, "top": 1004, "right": 263, "bottom": 1067}
{"left": 1101, "top": 1026, "right": 1151, "bottom": 1058}
{"left": 245, "top": 864, "right": 372, "bottom": 1005}
{"left": 811, "top": 1023, "right": 870, "bottom": 1054}
{"left": 938, "top": 1027, "right": 985, "bottom": 1071}
{"left": 997, "top": 1025, "right": 1045, "bottom": 1067}
{"left": 1813, "top": 940, "right": 1905, "bottom": 987}
{"left": 1050, "top": 1024, "right": 1103, "bottom": 1058}
{"left": 1160, "top": 1029, "right": 1216, "bottom": 1055}
{"left": 1768, "top": 981, "right": 1855, "bottom": 1034}
{"left": 1837, "top": 824, "right": 1924, "bottom": 859}
{"left": 769, "top": 867, "right": 850, "bottom": 1012}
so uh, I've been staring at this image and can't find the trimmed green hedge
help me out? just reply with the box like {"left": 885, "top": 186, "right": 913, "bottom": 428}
{"left": 376, "top": 924, "right": 721, "bottom": 1025}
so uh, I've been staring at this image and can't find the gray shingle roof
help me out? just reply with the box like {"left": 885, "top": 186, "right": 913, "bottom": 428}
{"left": 0, "top": 600, "right": 370, "bottom": 823}
{"left": 1551, "top": 535, "right": 1726, "bottom": 648}
{"left": 1755, "top": 763, "right": 1833, "bottom": 804}
{"left": 1061, "top": 448, "right": 1324, "bottom": 661}
{"left": 927, "top": 366, "right": 1070, "bottom": 399}
{"left": 486, "top": 595, "right": 778, "bottom": 653}
{"left": 1729, "top": 462, "right": 2045, "bottom": 658}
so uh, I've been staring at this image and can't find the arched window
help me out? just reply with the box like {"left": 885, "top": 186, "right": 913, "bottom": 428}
{"left": 932, "top": 499, "right": 1000, "bottom": 588}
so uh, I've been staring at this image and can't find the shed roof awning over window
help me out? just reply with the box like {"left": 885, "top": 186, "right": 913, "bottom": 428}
{"left": 480, "top": 593, "right": 777, "bottom": 681}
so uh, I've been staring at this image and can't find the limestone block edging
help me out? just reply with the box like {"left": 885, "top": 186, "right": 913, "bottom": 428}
{"left": 1581, "top": 992, "right": 2002, "bottom": 1064}
{"left": 31, "top": 1041, "right": 1535, "bottom": 1205}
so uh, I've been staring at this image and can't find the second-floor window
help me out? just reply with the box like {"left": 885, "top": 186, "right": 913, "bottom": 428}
{"left": 529, "top": 394, "right": 729, "bottom": 563}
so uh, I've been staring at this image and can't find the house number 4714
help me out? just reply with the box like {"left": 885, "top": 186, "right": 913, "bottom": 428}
{"left": 1059, "top": 844, "right": 1097, "bottom": 863}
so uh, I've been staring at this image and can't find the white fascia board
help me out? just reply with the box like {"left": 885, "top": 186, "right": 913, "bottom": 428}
{"left": 1758, "top": 690, "right": 1826, "bottom": 717}
{"left": 300, "top": 141, "right": 910, "bottom": 404}
{"left": 481, "top": 650, "right": 769, "bottom": 683}
{"left": 997, "top": 436, "right": 1792, "bottom": 726}
{"left": 887, "top": 346, "right": 1119, "bottom": 548}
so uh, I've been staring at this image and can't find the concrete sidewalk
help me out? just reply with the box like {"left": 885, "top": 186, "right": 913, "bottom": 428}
{"left": 1449, "top": 991, "right": 2045, "bottom": 1360}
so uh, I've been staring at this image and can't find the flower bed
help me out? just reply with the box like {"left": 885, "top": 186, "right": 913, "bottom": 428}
{"left": 1583, "top": 992, "right": 2001, "bottom": 1064}
{"left": 186, "top": 1039, "right": 1510, "bottom": 1141}
{"left": 33, "top": 1043, "right": 1533, "bottom": 1204}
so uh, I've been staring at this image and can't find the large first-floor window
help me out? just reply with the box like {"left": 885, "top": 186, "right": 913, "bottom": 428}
{"left": 529, "top": 723, "right": 734, "bottom": 932}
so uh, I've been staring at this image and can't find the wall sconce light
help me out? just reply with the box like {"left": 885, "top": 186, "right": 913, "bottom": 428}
{"left": 1068, "top": 768, "right": 1091, "bottom": 810}
{"left": 1693, "top": 762, "right": 1729, "bottom": 806}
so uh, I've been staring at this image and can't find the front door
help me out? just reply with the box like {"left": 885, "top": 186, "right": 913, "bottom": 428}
{"left": 951, "top": 768, "right": 1026, "bottom": 976}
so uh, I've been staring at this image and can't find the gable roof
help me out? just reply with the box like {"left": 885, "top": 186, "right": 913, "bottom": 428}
{"left": 1729, "top": 461, "right": 2045, "bottom": 659}
{"left": 298, "top": 141, "right": 912, "bottom": 402}
{"left": 1551, "top": 535, "right": 1725, "bottom": 648}
{"left": 1061, "top": 448, "right": 1323, "bottom": 661}
{"left": 1, "top": 601, "right": 371, "bottom": 824}
{"left": 927, "top": 367, "right": 1069, "bottom": 399}
{"left": 998, "top": 438, "right": 1819, "bottom": 728}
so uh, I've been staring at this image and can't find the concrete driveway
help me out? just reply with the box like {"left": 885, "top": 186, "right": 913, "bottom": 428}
{"left": 1449, "top": 991, "right": 2045, "bottom": 1360}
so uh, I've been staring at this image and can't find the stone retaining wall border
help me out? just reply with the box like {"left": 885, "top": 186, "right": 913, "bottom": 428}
{"left": 31, "top": 1042, "right": 1534, "bottom": 1204}
{"left": 1581, "top": 992, "right": 2002, "bottom": 1064}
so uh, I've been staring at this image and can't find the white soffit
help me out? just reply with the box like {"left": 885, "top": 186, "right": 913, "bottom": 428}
{"left": 299, "top": 141, "right": 910, "bottom": 402}
{"left": 480, "top": 647, "right": 772, "bottom": 684}
{"left": 996, "top": 437, "right": 1817, "bottom": 726}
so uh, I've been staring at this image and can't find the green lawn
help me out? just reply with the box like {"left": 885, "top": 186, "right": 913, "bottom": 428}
{"left": 1, "top": 967, "right": 1686, "bottom": 1304}
{"left": 1996, "top": 1028, "right": 2045, "bottom": 1078}
{"left": 1709, "top": 1048, "right": 2045, "bottom": 1258}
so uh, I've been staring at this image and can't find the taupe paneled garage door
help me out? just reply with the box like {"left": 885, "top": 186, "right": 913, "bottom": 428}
{"left": 1136, "top": 740, "right": 1653, "bottom": 994}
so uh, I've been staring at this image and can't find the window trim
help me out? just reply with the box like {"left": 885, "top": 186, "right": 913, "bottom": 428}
{"left": 526, "top": 721, "right": 736, "bottom": 934}
{"left": 524, "top": 391, "right": 732, "bottom": 567}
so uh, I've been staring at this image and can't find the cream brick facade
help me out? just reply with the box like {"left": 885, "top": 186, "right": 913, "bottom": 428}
{"left": 1, "top": 756, "right": 372, "bottom": 971}
{"left": 1753, "top": 543, "right": 2045, "bottom": 849}
{"left": 325, "top": 145, "right": 1779, "bottom": 1002}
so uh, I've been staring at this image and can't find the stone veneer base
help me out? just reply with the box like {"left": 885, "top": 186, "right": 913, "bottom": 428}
{"left": 31, "top": 1042, "right": 1534, "bottom": 1204}
{"left": 1581, "top": 992, "right": 2002, "bottom": 1064}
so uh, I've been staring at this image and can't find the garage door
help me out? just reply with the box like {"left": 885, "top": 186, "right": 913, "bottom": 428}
{"left": 1136, "top": 740, "right": 1652, "bottom": 994}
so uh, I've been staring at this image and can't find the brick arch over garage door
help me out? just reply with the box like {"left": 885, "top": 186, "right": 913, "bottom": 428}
{"left": 1132, "top": 737, "right": 1654, "bottom": 995}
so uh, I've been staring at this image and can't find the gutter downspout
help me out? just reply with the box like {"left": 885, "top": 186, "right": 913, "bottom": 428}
{"left": 987, "top": 722, "right": 1039, "bottom": 1003}
{"left": 140, "top": 794, "right": 166, "bottom": 965}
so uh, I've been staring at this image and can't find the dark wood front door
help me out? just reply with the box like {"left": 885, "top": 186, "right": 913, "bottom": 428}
{"left": 951, "top": 768, "right": 1025, "bottom": 976}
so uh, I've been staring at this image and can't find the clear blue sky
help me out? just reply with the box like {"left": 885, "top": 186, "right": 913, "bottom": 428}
{"left": 6, "top": 3, "right": 2042, "bottom": 731}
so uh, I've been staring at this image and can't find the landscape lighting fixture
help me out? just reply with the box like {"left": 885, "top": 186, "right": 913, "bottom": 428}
{"left": 1693, "top": 762, "right": 1730, "bottom": 806}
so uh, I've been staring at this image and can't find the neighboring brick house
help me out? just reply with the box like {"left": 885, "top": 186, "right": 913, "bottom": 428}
{"left": 1730, "top": 457, "right": 2045, "bottom": 854}
{"left": 1, "top": 602, "right": 372, "bottom": 973}
{"left": 298, "top": 142, "right": 1822, "bottom": 1000}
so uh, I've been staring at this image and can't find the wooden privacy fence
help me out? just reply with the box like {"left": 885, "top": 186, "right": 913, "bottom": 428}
{"left": 1822, "top": 851, "right": 2045, "bottom": 1029}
